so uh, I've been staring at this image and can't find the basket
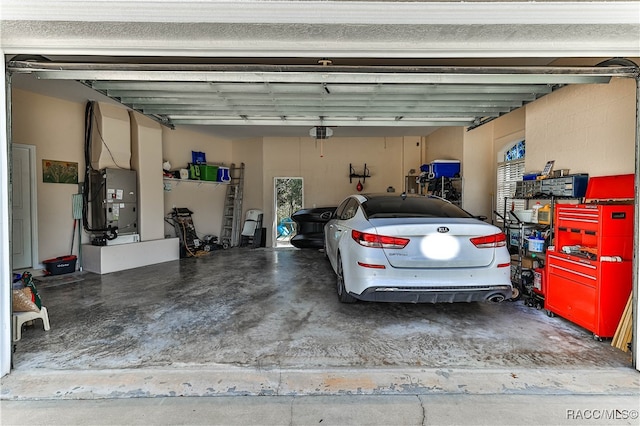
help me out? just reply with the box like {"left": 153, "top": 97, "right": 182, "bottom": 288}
{"left": 526, "top": 237, "right": 545, "bottom": 253}
{"left": 512, "top": 209, "right": 533, "bottom": 223}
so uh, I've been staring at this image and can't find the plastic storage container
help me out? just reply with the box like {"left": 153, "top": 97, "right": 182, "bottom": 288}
{"left": 531, "top": 202, "right": 542, "bottom": 223}
{"left": 527, "top": 236, "right": 545, "bottom": 253}
{"left": 217, "top": 166, "right": 231, "bottom": 183}
{"left": 199, "top": 165, "right": 219, "bottom": 181}
{"left": 191, "top": 151, "right": 206, "bottom": 165}
{"left": 43, "top": 255, "right": 77, "bottom": 275}
{"left": 188, "top": 163, "right": 201, "bottom": 180}
{"left": 512, "top": 209, "right": 533, "bottom": 223}
{"left": 537, "top": 203, "right": 552, "bottom": 224}
{"left": 540, "top": 174, "right": 588, "bottom": 197}
{"left": 430, "top": 160, "right": 461, "bottom": 178}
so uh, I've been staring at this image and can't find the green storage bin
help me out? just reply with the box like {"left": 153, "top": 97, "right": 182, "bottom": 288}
{"left": 199, "top": 165, "right": 219, "bottom": 181}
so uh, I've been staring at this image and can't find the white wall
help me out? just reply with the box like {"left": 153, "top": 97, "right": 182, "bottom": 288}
{"left": 232, "top": 137, "right": 264, "bottom": 235}
{"left": 130, "top": 112, "right": 165, "bottom": 241}
{"left": 161, "top": 127, "right": 233, "bottom": 240}
{"left": 11, "top": 89, "right": 86, "bottom": 264}
{"left": 425, "top": 127, "right": 464, "bottom": 164}
{"left": 463, "top": 124, "right": 494, "bottom": 218}
{"left": 402, "top": 136, "right": 424, "bottom": 179}
{"left": 525, "top": 78, "right": 636, "bottom": 176}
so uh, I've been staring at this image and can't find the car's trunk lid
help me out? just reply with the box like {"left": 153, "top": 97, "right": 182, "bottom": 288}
{"left": 368, "top": 218, "right": 499, "bottom": 268}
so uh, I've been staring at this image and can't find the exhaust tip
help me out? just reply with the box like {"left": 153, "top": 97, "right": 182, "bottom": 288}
{"left": 487, "top": 294, "right": 506, "bottom": 303}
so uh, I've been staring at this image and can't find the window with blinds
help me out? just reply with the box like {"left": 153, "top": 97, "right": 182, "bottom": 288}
{"left": 496, "top": 159, "right": 526, "bottom": 221}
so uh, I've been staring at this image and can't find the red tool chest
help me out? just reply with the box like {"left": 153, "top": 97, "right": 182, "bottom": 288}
{"left": 545, "top": 174, "right": 635, "bottom": 338}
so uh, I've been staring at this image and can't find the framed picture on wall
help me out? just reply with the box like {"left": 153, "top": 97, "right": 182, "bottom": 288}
{"left": 42, "top": 159, "right": 78, "bottom": 184}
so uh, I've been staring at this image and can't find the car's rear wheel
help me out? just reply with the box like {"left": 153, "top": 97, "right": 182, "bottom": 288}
{"left": 336, "top": 254, "right": 357, "bottom": 303}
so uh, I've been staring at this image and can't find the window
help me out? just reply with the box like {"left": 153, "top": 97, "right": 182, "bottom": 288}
{"left": 339, "top": 198, "right": 359, "bottom": 220}
{"left": 362, "top": 195, "right": 472, "bottom": 219}
{"left": 496, "top": 140, "right": 526, "bottom": 220}
{"left": 505, "top": 140, "right": 525, "bottom": 162}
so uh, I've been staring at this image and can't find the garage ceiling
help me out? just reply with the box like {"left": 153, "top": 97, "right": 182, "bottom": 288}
{"left": 7, "top": 60, "right": 636, "bottom": 137}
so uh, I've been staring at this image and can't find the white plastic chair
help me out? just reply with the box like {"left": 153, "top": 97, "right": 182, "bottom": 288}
{"left": 241, "top": 209, "right": 263, "bottom": 237}
{"left": 12, "top": 306, "right": 50, "bottom": 342}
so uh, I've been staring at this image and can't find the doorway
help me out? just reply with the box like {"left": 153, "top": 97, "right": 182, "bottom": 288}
{"left": 11, "top": 144, "right": 38, "bottom": 270}
{"left": 273, "top": 177, "right": 303, "bottom": 248}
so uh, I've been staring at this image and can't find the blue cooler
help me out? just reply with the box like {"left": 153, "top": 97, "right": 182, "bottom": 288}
{"left": 430, "top": 160, "right": 461, "bottom": 178}
{"left": 217, "top": 166, "right": 231, "bottom": 183}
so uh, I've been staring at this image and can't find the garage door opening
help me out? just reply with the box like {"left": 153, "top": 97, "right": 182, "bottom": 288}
{"left": 2, "top": 59, "right": 639, "bottom": 381}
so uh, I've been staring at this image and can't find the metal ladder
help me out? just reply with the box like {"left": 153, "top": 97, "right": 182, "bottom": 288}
{"left": 220, "top": 163, "right": 245, "bottom": 249}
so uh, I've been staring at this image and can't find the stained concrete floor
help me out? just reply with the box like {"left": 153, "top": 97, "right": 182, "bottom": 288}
{"left": 2, "top": 248, "right": 639, "bottom": 403}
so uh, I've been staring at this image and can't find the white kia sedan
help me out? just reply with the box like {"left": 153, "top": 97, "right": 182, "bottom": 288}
{"left": 324, "top": 193, "right": 512, "bottom": 303}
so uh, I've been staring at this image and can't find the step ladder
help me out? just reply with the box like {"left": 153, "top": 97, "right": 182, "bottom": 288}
{"left": 220, "top": 163, "right": 245, "bottom": 249}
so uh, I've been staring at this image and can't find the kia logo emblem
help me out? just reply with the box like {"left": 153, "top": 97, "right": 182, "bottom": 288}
{"left": 437, "top": 227, "right": 450, "bottom": 233}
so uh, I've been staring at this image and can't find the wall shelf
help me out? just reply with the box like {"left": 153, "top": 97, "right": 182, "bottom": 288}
{"left": 163, "top": 178, "right": 226, "bottom": 189}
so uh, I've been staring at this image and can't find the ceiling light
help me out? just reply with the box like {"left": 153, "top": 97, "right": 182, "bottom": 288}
{"left": 309, "top": 126, "right": 333, "bottom": 139}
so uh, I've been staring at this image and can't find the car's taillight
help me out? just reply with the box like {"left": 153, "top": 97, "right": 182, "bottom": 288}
{"left": 352, "top": 230, "right": 409, "bottom": 249}
{"left": 470, "top": 232, "right": 506, "bottom": 248}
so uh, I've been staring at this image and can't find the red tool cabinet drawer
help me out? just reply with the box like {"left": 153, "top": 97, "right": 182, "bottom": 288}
{"left": 546, "top": 273, "right": 597, "bottom": 332}
{"left": 556, "top": 206, "right": 599, "bottom": 231}
{"left": 556, "top": 205, "right": 633, "bottom": 236}
{"left": 547, "top": 254, "right": 597, "bottom": 285}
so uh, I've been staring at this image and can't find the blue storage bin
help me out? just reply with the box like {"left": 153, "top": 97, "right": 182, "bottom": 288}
{"left": 191, "top": 151, "right": 206, "bottom": 165}
{"left": 430, "top": 160, "right": 460, "bottom": 178}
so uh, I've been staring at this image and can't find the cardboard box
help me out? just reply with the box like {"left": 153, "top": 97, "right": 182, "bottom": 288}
{"left": 510, "top": 254, "right": 539, "bottom": 270}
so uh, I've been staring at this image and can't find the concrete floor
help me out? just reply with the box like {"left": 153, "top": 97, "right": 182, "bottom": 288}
{"left": 2, "top": 248, "right": 639, "bottom": 403}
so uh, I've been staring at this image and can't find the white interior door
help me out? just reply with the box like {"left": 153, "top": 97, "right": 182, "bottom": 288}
{"left": 11, "top": 145, "right": 35, "bottom": 270}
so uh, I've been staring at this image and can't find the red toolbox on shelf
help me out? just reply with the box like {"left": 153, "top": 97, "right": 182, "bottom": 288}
{"left": 545, "top": 174, "right": 634, "bottom": 338}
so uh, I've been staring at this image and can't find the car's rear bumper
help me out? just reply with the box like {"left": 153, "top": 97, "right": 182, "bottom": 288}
{"left": 354, "top": 285, "right": 513, "bottom": 303}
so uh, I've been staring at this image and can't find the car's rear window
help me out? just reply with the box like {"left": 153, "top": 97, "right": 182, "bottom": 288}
{"left": 362, "top": 196, "right": 473, "bottom": 219}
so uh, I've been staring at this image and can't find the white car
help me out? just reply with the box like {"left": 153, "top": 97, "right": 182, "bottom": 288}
{"left": 324, "top": 193, "right": 512, "bottom": 303}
